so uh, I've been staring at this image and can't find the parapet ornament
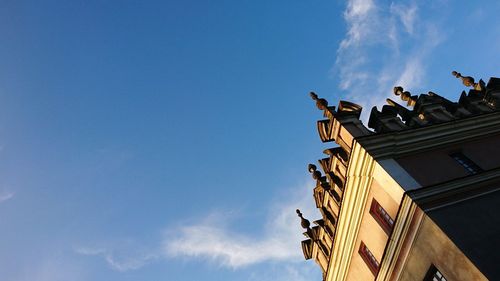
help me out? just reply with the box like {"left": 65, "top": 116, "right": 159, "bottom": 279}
{"left": 394, "top": 86, "right": 418, "bottom": 107}
{"left": 296, "top": 209, "right": 314, "bottom": 239}
{"left": 452, "top": 71, "right": 485, "bottom": 91}
{"left": 310, "top": 91, "right": 329, "bottom": 111}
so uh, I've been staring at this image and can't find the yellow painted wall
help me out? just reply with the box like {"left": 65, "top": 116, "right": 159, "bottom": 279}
{"left": 343, "top": 162, "right": 405, "bottom": 281}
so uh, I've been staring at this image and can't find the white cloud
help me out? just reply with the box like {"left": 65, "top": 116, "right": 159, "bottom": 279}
{"left": 104, "top": 253, "right": 157, "bottom": 272}
{"left": 334, "top": 0, "right": 447, "bottom": 123}
{"left": 75, "top": 246, "right": 158, "bottom": 272}
{"left": 74, "top": 182, "right": 321, "bottom": 278}
{"left": 164, "top": 182, "right": 318, "bottom": 269}
{"left": 0, "top": 191, "right": 14, "bottom": 203}
{"left": 340, "top": 0, "right": 376, "bottom": 50}
{"left": 395, "top": 57, "right": 424, "bottom": 90}
{"left": 390, "top": 2, "right": 418, "bottom": 35}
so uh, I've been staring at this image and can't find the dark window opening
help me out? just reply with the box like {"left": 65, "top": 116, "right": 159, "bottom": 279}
{"left": 359, "top": 241, "right": 379, "bottom": 275}
{"left": 370, "top": 199, "right": 394, "bottom": 235}
{"left": 449, "top": 152, "right": 483, "bottom": 175}
{"left": 423, "top": 264, "right": 447, "bottom": 281}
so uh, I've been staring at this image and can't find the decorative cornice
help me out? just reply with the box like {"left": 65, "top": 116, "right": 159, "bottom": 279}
{"left": 408, "top": 167, "right": 500, "bottom": 212}
{"left": 357, "top": 111, "right": 500, "bottom": 159}
{"left": 368, "top": 76, "right": 498, "bottom": 134}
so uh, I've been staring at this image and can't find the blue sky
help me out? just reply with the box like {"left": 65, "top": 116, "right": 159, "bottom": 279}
{"left": 0, "top": 1, "right": 498, "bottom": 280}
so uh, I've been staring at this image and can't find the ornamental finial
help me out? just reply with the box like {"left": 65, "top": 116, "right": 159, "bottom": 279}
{"left": 452, "top": 71, "right": 475, "bottom": 87}
{"left": 307, "top": 164, "right": 322, "bottom": 180}
{"left": 452, "top": 71, "right": 483, "bottom": 91}
{"left": 309, "top": 92, "right": 328, "bottom": 110}
{"left": 296, "top": 209, "right": 311, "bottom": 230}
{"left": 394, "top": 86, "right": 417, "bottom": 107}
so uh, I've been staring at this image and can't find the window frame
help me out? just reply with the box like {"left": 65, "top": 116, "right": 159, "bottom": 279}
{"left": 449, "top": 151, "right": 483, "bottom": 175}
{"left": 358, "top": 241, "right": 380, "bottom": 275}
{"left": 423, "top": 264, "right": 447, "bottom": 281}
{"left": 369, "top": 199, "right": 394, "bottom": 235}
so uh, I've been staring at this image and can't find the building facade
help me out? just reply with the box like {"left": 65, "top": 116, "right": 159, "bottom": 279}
{"left": 297, "top": 72, "right": 500, "bottom": 281}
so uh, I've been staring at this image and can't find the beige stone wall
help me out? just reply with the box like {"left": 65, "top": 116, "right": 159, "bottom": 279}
{"left": 398, "top": 215, "right": 487, "bottom": 281}
{"left": 343, "top": 163, "right": 405, "bottom": 281}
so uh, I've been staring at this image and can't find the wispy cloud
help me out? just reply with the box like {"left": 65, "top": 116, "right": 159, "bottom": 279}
{"left": 164, "top": 182, "right": 318, "bottom": 269}
{"left": 390, "top": 2, "right": 418, "bottom": 35}
{"left": 74, "top": 182, "right": 320, "bottom": 278}
{"left": 334, "top": 0, "right": 447, "bottom": 122}
{"left": 75, "top": 246, "right": 158, "bottom": 272}
{"left": 0, "top": 191, "right": 14, "bottom": 203}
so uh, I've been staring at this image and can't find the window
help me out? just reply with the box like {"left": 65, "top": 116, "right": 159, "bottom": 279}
{"left": 359, "top": 241, "right": 379, "bottom": 275}
{"left": 370, "top": 199, "right": 394, "bottom": 235}
{"left": 449, "top": 152, "right": 483, "bottom": 175}
{"left": 423, "top": 265, "right": 447, "bottom": 281}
